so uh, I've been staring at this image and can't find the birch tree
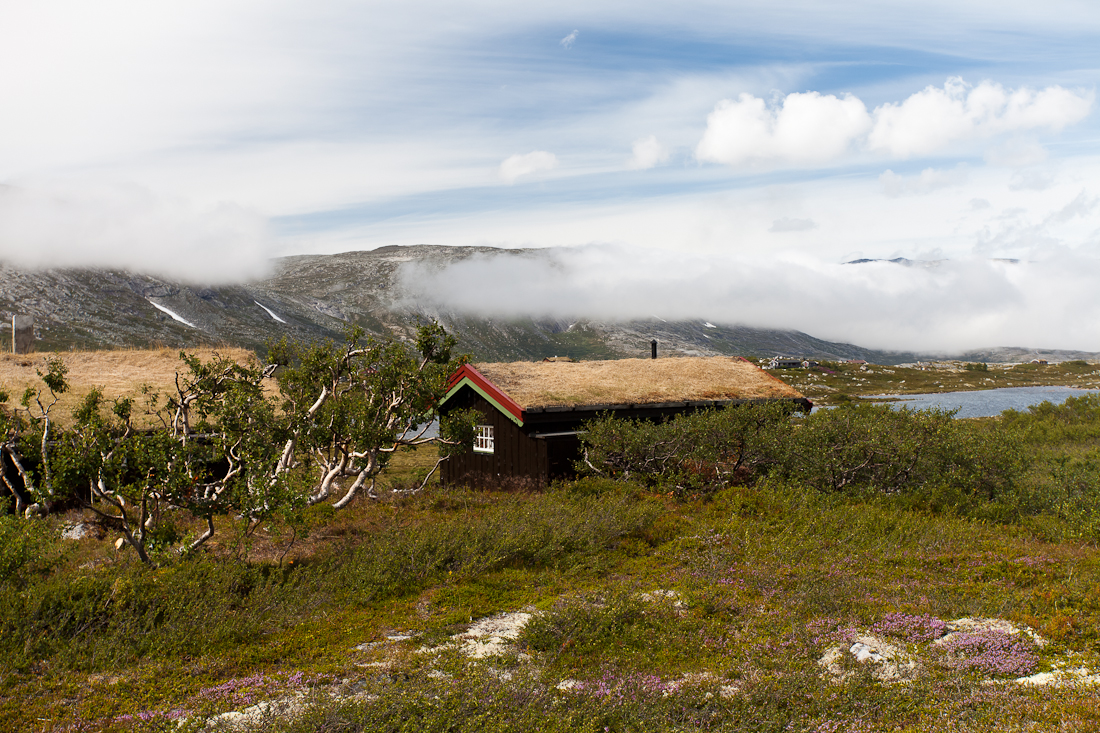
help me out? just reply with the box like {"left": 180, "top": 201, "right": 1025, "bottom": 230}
{"left": 269, "top": 322, "right": 472, "bottom": 508}
{"left": 1, "top": 323, "right": 474, "bottom": 563}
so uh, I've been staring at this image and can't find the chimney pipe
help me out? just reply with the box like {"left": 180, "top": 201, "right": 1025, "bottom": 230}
{"left": 651, "top": 339, "right": 657, "bottom": 359}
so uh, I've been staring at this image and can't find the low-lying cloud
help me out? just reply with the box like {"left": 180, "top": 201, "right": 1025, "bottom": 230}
{"left": 0, "top": 182, "right": 274, "bottom": 283}
{"left": 396, "top": 244, "right": 1100, "bottom": 354}
{"left": 769, "top": 217, "right": 817, "bottom": 232}
{"left": 697, "top": 78, "right": 1093, "bottom": 168}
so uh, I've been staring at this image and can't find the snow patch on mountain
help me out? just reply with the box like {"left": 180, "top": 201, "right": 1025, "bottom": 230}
{"left": 147, "top": 299, "right": 196, "bottom": 328}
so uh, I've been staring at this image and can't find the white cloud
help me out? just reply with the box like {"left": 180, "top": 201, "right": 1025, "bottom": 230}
{"left": 769, "top": 217, "right": 816, "bottom": 232}
{"left": 396, "top": 244, "right": 1100, "bottom": 353}
{"left": 560, "top": 29, "right": 579, "bottom": 48}
{"left": 984, "top": 138, "right": 1049, "bottom": 167}
{"left": 696, "top": 91, "right": 871, "bottom": 167}
{"left": 299, "top": 156, "right": 1100, "bottom": 270}
{"left": 697, "top": 79, "right": 1093, "bottom": 169}
{"left": 879, "top": 167, "right": 968, "bottom": 197}
{"left": 973, "top": 189, "right": 1097, "bottom": 256}
{"left": 628, "top": 135, "right": 670, "bottom": 170}
{"left": 1009, "top": 169, "right": 1057, "bottom": 191}
{"left": 0, "top": 181, "right": 273, "bottom": 283}
{"left": 499, "top": 151, "right": 559, "bottom": 184}
{"left": 867, "top": 78, "right": 1093, "bottom": 158}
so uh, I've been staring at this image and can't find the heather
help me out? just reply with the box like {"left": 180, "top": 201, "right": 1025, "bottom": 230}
{"left": 4, "top": 394, "right": 1100, "bottom": 730}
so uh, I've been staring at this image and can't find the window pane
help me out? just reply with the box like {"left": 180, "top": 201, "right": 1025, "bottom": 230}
{"left": 473, "top": 424, "right": 494, "bottom": 453}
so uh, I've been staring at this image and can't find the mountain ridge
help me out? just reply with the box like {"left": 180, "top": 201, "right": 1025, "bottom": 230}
{"left": 1, "top": 245, "right": 1095, "bottom": 365}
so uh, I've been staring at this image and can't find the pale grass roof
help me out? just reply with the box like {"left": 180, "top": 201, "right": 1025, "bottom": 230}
{"left": 474, "top": 357, "right": 803, "bottom": 409}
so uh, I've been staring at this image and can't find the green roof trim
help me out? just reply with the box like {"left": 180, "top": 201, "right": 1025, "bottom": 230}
{"left": 442, "top": 377, "right": 525, "bottom": 427}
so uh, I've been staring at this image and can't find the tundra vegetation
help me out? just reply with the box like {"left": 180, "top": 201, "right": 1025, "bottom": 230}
{"left": 769, "top": 357, "right": 1100, "bottom": 406}
{"left": 2, "top": 346, "right": 1100, "bottom": 731}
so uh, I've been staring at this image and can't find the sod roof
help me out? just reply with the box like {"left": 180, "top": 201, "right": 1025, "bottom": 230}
{"left": 472, "top": 357, "right": 804, "bottom": 409}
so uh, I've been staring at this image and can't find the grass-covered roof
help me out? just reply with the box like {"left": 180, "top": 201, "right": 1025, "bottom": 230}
{"left": 472, "top": 356, "right": 804, "bottom": 409}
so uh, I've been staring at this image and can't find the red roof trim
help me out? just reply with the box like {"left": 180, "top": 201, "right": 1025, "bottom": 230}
{"left": 443, "top": 364, "right": 525, "bottom": 424}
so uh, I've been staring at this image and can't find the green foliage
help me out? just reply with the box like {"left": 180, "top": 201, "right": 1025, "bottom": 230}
{"left": 342, "top": 490, "right": 658, "bottom": 602}
{"left": 776, "top": 404, "right": 1023, "bottom": 501}
{"left": 438, "top": 407, "right": 480, "bottom": 458}
{"left": 520, "top": 588, "right": 697, "bottom": 670}
{"left": 997, "top": 395, "right": 1100, "bottom": 540}
{"left": 578, "top": 402, "right": 794, "bottom": 494}
{"left": 0, "top": 556, "right": 310, "bottom": 673}
{"left": 964, "top": 361, "right": 989, "bottom": 372}
{"left": 36, "top": 356, "right": 69, "bottom": 396}
{"left": 269, "top": 322, "right": 470, "bottom": 507}
{"left": 580, "top": 402, "right": 1021, "bottom": 505}
{"left": 1, "top": 323, "right": 468, "bottom": 554}
{"left": 0, "top": 515, "right": 65, "bottom": 590}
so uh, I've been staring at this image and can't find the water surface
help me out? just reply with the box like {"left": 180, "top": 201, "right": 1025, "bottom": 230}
{"left": 867, "top": 385, "right": 1099, "bottom": 418}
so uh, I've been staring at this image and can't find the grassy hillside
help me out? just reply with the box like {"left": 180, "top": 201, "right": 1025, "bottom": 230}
{"left": 0, "top": 348, "right": 259, "bottom": 427}
{"left": 3, "top": 354, "right": 1100, "bottom": 731}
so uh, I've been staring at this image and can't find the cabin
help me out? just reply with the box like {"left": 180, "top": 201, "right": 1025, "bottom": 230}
{"left": 438, "top": 356, "right": 811, "bottom": 489}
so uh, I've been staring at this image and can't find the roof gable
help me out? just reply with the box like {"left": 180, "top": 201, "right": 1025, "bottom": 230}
{"left": 442, "top": 364, "right": 525, "bottom": 425}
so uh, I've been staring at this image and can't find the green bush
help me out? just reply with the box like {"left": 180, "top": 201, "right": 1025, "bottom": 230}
{"left": 342, "top": 491, "right": 659, "bottom": 602}
{"left": 999, "top": 395, "right": 1100, "bottom": 539}
{"left": 577, "top": 402, "right": 795, "bottom": 494}
{"left": 0, "top": 515, "right": 65, "bottom": 591}
{"left": 580, "top": 402, "right": 1022, "bottom": 504}
{"left": 520, "top": 588, "right": 699, "bottom": 671}
{"left": 771, "top": 404, "right": 1022, "bottom": 501}
{"left": 0, "top": 557, "right": 309, "bottom": 672}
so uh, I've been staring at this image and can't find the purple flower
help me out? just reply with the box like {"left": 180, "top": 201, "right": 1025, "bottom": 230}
{"left": 939, "top": 629, "right": 1038, "bottom": 677}
{"left": 872, "top": 613, "right": 947, "bottom": 643}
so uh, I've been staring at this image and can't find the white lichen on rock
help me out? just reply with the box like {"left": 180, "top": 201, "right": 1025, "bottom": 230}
{"left": 819, "top": 634, "right": 920, "bottom": 683}
{"left": 455, "top": 612, "right": 533, "bottom": 658}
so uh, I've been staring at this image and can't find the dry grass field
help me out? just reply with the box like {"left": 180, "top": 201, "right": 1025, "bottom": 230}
{"left": 0, "top": 347, "right": 260, "bottom": 425}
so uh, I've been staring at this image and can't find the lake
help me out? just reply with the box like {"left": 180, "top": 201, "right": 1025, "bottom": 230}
{"left": 865, "top": 385, "right": 1100, "bottom": 418}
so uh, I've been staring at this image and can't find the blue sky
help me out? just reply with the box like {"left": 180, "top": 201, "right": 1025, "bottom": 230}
{"left": 1, "top": 1, "right": 1098, "bottom": 351}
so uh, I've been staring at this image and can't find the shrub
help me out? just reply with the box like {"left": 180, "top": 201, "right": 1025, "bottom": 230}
{"left": 577, "top": 402, "right": 795, "bottom": 494}
{"left": 519, "top": 588, "right": 698, "bottom": 671}
{"left": 872, "top": 613, "right": 947, "bottom": 643}
{"left": 773, "top": 404, "right": 1022, "bottom": 500}
{"left": 342, "top": 492, "right": 659, "bottom": 602}
{"left": 0, "top": 515, "right": 65, "bottom": 591}
{"left": 0, "top": 557, "right": 309, "bottom": 672}
{"left": 937, "top": 629, "right": 1039, "bottom": 677}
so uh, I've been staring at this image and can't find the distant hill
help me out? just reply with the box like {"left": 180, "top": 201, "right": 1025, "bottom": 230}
{"left": 1, "top": 245, "right": 1094, "bottom": 365}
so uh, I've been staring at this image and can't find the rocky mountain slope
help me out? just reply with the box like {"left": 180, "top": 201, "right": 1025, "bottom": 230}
{"left": 1, "top": 245, "right": 1094, "bottom": 364}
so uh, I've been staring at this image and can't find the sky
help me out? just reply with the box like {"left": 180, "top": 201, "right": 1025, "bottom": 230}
{"left": 1, "top": 1, "right": 1098, "bottom": 352}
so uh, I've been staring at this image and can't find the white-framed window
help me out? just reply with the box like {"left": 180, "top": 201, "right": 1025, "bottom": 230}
{"left": 473, "top": 424, "right": 495, "bottom": 454}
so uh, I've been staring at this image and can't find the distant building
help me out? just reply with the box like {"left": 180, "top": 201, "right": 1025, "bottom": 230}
{"left": 438, "top": 357, "right": 810, "bottom": 489}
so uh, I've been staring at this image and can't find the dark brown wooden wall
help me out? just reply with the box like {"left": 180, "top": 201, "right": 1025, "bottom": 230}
{"left": 440, "top": 389, "right": 549, "bottom": 489}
